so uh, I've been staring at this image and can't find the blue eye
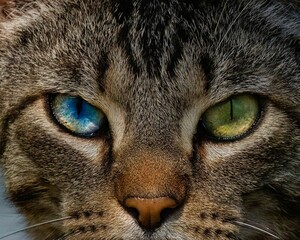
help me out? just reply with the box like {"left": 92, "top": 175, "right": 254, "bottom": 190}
{"left": 50, "top": 95, "right": 106, "bottom": 137}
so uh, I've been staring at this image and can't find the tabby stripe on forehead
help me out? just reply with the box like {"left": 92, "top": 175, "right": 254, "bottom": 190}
{"left": 199, "top": 53, "right": 215, "bottom": 92}
{"left": 141, "top": 2, "right": 190, "bottom": 78}
{"left": 0, "top": 95, "right": 40, "bottom": 159}
{"left": 111, "top": 0, "right": 141, "bottom": 75}
{"left": 112, "top": 0, "right": 196, "bottom": 78}
{"left": 96, "top": 52, "right": 109, "bottom": 92}
{"left": 110, "top": 0, "right": 133, "bottom": 23}
{"left": 117, "top": 24, "right": 141, "bottom": 76}
{"left": 167, "top": 25, "right": 190, "bottom": 78}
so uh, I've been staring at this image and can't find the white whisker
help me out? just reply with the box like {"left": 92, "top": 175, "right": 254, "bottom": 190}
{"left": 214, "top": 0, "right": 230, "bottom": 36}
{"left": 233, "top": 220, "right": 281, "bottom": 239}
{"left": 216, "top": 1, "right": 253, "bottom": 52}
{"left": 0, "top": 216, "right": 71, "bottom": 240}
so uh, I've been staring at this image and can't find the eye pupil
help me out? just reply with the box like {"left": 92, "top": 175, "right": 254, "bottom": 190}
{"left": 76, "top": 98, "right": 83, "bottom": 117}
{"left": 230, "top": 98, "right": 234, "bottom": 120}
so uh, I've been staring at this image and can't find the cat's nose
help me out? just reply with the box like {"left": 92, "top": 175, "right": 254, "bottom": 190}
{"left": 124, "top": 197, "right": 178, "bottom": 230}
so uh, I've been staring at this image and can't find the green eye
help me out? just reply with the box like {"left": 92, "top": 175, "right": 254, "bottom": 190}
{"left": 202, "top": 95, "right": 260, "bottom": 140}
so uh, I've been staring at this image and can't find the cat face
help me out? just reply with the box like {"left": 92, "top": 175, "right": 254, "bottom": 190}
{"left": 0, "top": 0, "right": 299, "bottom": 239}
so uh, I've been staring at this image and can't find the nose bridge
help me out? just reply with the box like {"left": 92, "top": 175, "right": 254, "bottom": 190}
{"left": 125, "top": 83, "right": 183, "bottom": 146}
{"left": 128, "top": 115, "right": 179, "bottom": 147}
{"left": 114, "top": 147, "right": 188, "bottom": 202}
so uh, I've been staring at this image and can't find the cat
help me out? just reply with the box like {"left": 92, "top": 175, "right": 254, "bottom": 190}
{"left": 0, "top": 0, "right": 299, "bottom": 239}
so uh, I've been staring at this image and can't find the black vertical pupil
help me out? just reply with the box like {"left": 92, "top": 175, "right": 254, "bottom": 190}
{"left": 230, "top": 98, "right": 234, "bottom": 120}
{"left": 76, "top": 98, "right": 83, "bottom": 116}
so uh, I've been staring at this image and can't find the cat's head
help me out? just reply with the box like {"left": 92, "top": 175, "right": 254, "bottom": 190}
{"left": 0, "top": 0, "right": 299, "bottom": 239}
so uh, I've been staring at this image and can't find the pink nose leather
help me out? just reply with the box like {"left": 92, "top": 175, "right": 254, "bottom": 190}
{"left": 125, "top": 197, "right": 178, "bottom": 230}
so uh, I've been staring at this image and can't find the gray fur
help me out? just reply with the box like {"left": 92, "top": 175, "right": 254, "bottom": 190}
{"left": 0, "top": 0, "right": 299, "bottom": 239}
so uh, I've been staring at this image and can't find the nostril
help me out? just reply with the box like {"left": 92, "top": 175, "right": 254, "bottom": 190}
{"left": 124, "top": 197, "right": 178, "bottom": 230}
{"left": 125, "top": 205, "right": 139, "bottom": 221}
{"left": 160, "top": 207, "right": 176, "bottom": 223}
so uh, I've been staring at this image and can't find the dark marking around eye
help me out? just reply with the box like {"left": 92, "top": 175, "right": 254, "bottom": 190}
{"left": 70, "top": 65, "right": 82, "bottom": 85}
{"left": 199, "top": 53, "right": 215, "bottom": 92}
{"left": 111, "top": 0, "right": 133, "bottom": 23}
{"left": 97, "top": 53, "right": 109, "bottom": 93}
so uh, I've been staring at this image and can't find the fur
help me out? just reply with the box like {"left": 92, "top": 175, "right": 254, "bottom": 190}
{"left": 0, "top": 0, "right": 299, "bottom": 239}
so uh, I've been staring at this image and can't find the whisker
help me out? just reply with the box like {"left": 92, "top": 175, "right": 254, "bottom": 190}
{"left": 0, "top": 216, "right": 72, "bottom": 240}
{"left": 233, "top": 220, "right": 281, "bottom": 239}
{"left": 214, "top": 0, "right": 229, "bottom": 36}
{"left": 215, "top": 0, "right": 253, "bottom": 53}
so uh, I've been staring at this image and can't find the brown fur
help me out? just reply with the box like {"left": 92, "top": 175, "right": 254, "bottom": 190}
{"left": 0, "top": 0, "right": 299, "bottom": 239}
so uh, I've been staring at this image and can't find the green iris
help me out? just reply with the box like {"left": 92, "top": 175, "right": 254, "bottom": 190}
{"left": 50, "top": 94, "right": 106, "bottom": 137}
{"left": 202, "top": 95, "right": 260, "bottom": 140}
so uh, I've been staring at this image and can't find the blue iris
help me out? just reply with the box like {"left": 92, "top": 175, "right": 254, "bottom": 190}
{"left": 51, "top": 95, "right": 105, "bottom": 136}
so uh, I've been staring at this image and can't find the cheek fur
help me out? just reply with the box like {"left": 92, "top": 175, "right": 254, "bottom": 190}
{"left": 10, "top": 99, "right": 110, "bottom": 188}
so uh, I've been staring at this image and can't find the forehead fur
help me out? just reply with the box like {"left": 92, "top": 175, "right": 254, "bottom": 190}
{"left": 0, "top": 0, "right": 299, "bottom": 133}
